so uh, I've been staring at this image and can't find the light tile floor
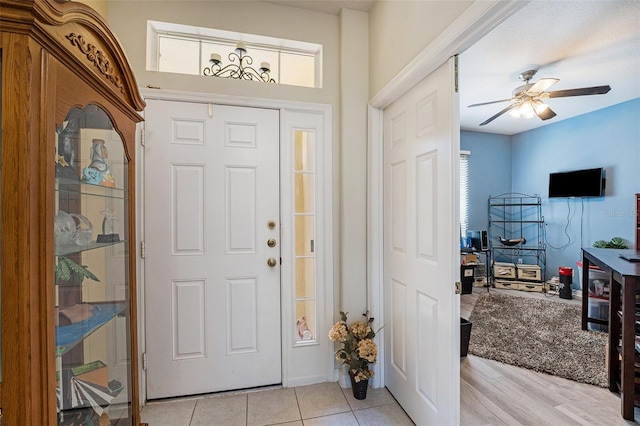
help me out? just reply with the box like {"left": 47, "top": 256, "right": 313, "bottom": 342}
{"left": 141, "top": 382, "right": 415, "bottom": 426}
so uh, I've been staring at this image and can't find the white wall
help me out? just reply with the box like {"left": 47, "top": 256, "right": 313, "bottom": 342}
{"left": 81, "top": 0, "right": 108, "bottom": 17}
{"left": 339, "top": 9, "right": 369, "bottom": 319}
{"left": 368, "top": 0, "right": 473, "bottom": 97}
{"left": 106, "top": 0, "right": 368, "bottom": 329}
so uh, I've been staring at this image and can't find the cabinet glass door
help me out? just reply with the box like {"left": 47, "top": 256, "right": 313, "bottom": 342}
{"left": 54, "top": 105, "right": 132, "bottom": 424}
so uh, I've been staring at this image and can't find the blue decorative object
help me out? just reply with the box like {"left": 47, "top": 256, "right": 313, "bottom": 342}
{"left": 82, "top": 166, "right": 104, "bottom": 185}
{"left": 56, "top": 303, "right": 123, "bottom": 349}
{"left": 81, "top": 139, "right": 116, "bottom": 187}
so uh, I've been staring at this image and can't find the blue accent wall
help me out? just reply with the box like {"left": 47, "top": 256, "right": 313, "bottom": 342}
{"left": 462, "top": 98, "right": 640, "bottom": 282}
{"left": 460, "top": 131, "right": 512, "bottom": 231}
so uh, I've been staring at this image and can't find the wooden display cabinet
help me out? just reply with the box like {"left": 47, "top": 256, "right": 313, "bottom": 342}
{"left": 1, "top": 1, "right": 145, "bottom": 424}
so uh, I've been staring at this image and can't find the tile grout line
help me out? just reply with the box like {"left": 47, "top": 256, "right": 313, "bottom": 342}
{"left": 188, "top": 399, "right": 197, "bottom": 426}
{"left": 338, "top": 383, "right": 359, "bottom": 421}
{"left": 293, "top": 386, "right": 304, "bottom": 423}
{"left": 339, "top": 385, "right": 354, "bottom": 412}
{"left": 340, "top": 384, "right": 364, "bottom": 425}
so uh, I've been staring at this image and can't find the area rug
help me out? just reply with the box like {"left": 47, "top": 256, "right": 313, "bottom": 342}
{"left": 468, "top": 292, "right": 608, "bottom": 387}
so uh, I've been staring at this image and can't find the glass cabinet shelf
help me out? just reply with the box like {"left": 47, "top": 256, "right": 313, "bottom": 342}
{"left": 55, "top": 240, "right": 126, "bottom": 257}
{"left": 55, "top": 177, "right": 127, "bottom": 200}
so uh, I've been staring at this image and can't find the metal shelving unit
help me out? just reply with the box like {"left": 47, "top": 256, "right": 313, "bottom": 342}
{"left": 488, "top": 193, "right": 546, "bottom": 283}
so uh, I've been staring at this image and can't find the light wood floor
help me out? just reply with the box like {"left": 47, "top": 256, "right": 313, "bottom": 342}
{"left": 460, "top": 287, "right": 639, "bottom": 425}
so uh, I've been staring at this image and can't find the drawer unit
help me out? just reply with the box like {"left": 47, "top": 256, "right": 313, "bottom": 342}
{"left": 494, "top": 262, "right": 516, "bottom": 279}
{"left": 473, "top": 278, "right": 487, "bottom": 287}
{"left": 495, "top": 280, "right": 518, "bottom": 290}
{"left": 517, "top": 281, "right": 544, "bottom": 292}
{"left": 517, "top": 264, "right": 541, "bottom": 281}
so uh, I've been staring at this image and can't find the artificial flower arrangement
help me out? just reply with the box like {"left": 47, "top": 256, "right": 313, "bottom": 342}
{"left": 328, "top": 311, "right": 379, "bottom": 383}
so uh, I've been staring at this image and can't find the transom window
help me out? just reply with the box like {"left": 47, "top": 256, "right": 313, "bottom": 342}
{"left": 147, "top": 21, "right": 322, "bottom": 88}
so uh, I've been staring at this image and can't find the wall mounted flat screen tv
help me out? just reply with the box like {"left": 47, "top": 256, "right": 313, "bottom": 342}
{"left": 548, "top": 167, "right": 605, "bottom": 198}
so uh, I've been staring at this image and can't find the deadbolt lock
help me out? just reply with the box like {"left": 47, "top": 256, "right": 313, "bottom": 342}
{"left": 267, "top": 257, "right": 278, "bottom": 267}
{"left": 267, "top": 238, "right": 277, "bottom": 248}
{"left": 267, "top": 220, "right": 276, "bottom": 230}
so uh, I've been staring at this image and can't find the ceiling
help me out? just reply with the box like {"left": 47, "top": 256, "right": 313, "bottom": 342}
{"left": 459, "top": 0, "right": 640, "bottom": 135}
{"left": 264, "top": 0, "right": 639, "bottom": 136}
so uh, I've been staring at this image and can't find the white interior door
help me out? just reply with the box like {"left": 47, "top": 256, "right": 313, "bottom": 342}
{"left": 383, "top": 58, "right": 460, "bottom": 424}
{"left": 144, "top": 99, "right": 281, "bottom": 399}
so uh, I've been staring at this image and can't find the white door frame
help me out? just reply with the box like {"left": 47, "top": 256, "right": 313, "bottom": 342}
{"left": 136, "top": 89, "right": 333, "bottom": 403}
{"left": 367, "top": 0, "right": 527, "bottom": 390}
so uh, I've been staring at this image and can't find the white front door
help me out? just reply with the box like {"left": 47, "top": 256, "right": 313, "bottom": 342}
{"left": 383, "top": 58, "right": 460, "bottom": 424}
{"left": 144, "top": 99, "right": 281, "bottom": 399}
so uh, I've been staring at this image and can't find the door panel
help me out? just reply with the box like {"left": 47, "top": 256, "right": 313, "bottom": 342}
{"left": 383, "top": 58, "right": 460, "bottom": 424}
{"left": 171, "top": 164, "right": 205, "bottom": 254}
{"left": 144, "top": 100, "right": 281, "bottom": 399}
{"left": 172, "top": 280, "right": 206, "bottom": 359}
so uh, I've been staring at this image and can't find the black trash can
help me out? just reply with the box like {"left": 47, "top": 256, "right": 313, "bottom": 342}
{"left": 559, "top": 266, "right": 573, "bottom": 300}
{"left": 460, "top": 265, "right": 475, "bottom": 295}
{"left": 460, "top": 318, "right": 472, "bottom": 357}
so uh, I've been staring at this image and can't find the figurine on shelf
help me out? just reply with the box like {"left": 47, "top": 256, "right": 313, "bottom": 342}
{"left": 54, "top": 210, "right": 76, "bottom": 247}
{"left": 82, "top": 139, "right": 116, "bottom": 187}
{"left": 296, "top": 316, "right": 313, "bottom": 341}
{"left": 97, "top": 207, "right": 120, "bottom": 243}
{"left": 55, "top": 118, "right": 80, "bottom": 180}
{"left": 70, "top": 213, "right": 93, "bottom": 246}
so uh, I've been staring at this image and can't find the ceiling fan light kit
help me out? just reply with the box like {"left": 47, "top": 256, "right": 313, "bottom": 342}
{"left": 469, "top": 69, "right": 611, "bottom": 126}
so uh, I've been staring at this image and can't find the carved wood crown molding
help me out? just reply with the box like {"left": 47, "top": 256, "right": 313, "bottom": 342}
{"left": 66, "top": 32, "right": 125, "bottom": 94}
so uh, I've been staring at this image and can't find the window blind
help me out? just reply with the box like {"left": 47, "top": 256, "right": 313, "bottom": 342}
{"left": 460, "top": 151, "right": 470, "bottom": 238}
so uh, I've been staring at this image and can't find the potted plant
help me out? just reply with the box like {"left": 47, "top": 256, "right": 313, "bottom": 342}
{"left": 593, "top": 237, "right": 628, "bottom": 249}
{"left": 329, "top": 311, "right": 379, "bottom": 400}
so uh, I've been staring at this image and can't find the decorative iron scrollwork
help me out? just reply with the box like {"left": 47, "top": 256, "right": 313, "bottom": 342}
{"left": 66, "top": 33, "right": 125, "bottom": 93}
{"left": 203, "top": 45, "right": 275, "bottom": 83}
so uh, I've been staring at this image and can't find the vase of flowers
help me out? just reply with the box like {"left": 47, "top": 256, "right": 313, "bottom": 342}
{"left": 329, "top": 311, "right": 378, "bottom": 400}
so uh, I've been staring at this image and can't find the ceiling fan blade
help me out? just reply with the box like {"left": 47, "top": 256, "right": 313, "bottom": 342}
{"left": 526, "top": 78, "right": 559, "bottom": 94}
{"left": 468, "top": 98, "right": 513, "bottom": 108}
{"left": 532, "top": 99, "right": 556, "bottom": 121}
{"left": 479, "top": 103, "right": 519, "bottom": 126}
{"left": 547, "top": 85, "right": 611, "bottom": 98}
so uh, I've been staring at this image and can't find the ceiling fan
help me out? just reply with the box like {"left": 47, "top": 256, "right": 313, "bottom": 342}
{"left": 468, "top": 69, "right": 611, "bottom": 126}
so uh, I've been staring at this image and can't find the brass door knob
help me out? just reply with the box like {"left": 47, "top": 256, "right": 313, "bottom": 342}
{"left": 267, "top": 220, "right": 276, "bottom": 230}
{"left": 267, "top": 257, "right": 278, "bottom": 267}
{"left": 267, "top": 238, "right": 277, "bottom": 247}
